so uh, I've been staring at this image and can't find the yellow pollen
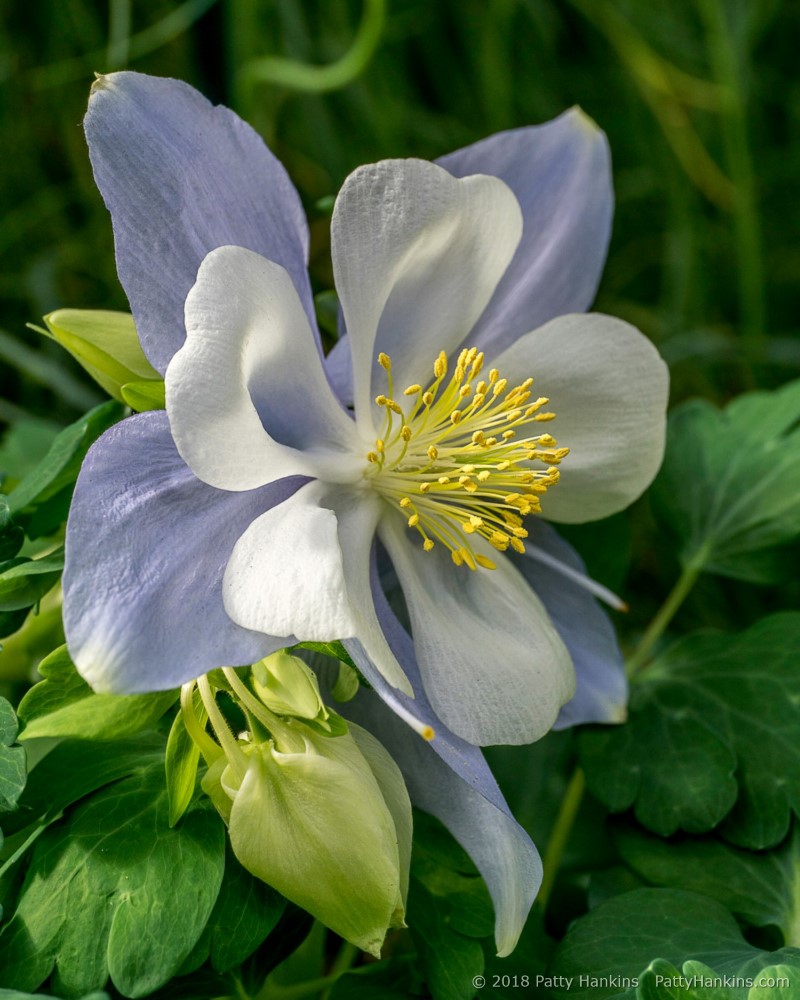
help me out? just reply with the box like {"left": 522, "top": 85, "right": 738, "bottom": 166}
{"left": 364, "top": 348, "right": 567, "bottom": 571}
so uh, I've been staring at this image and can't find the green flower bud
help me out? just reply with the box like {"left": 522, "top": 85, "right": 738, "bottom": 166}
{"left": 206, "top": 719, "right": 410, "bottom": 957}
{"left": 252, "top": 650, "right": 328, "bottom": 722}
{"left": 38, "top": 309, "right": 162, "bottom": 406}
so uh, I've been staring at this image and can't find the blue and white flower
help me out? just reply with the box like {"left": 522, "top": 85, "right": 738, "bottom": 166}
{"left": 62, "top": 72, "right": 668, "bottom": 954}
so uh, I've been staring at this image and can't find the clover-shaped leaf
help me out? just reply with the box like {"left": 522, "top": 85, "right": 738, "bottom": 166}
{"left": 549, "top": 889, "right": 800, "bottom": 999}
{"left": 0, "top": 697, "right": 26, "bottom": 813}
{"left": 0, "top": 759, "right": 225, "bottom": 998}
{"left": 652, "top": 380, "right": 800, "bottom": 583}
{"left": 579, "top": 614, "right": 800, "bottom": 848}
{"left": 614, "top": 824, "right": 800, "bottom": 941}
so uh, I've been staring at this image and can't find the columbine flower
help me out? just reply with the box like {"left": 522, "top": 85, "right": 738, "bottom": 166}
{"left": 62, "top": 72, "right": 668, "bottom": 954}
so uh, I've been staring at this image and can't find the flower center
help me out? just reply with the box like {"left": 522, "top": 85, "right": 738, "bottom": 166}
{"left": 364, "top": 348, "right": 568, "bottom": 570}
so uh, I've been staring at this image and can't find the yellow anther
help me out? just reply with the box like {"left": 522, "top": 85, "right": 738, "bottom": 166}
{"left": 378, "top": 352, "right": 392, "bottom": 370}
{"left": 438, "top": 476, "right": 451, "bottom": 485}
{"left": 497, "top": 461, "right": 511, "bottom": 471}
{"left": 401, "top": 425, "right": 412, "bottom": 441}
{"left": 534, "top": 412, "right": 556, "bottom": 422}
{"left": 459, "top": 384, "right": 472, "bottom": 397}
{"left": 419, "top": 482, "right": 431, "bottom": 493}
{"left": 475, "top": 554, "right": 496, "bottom": 570}
{"left": 367, "top": 452, "right": 379, "bottom": 463}
{"left": 423, "top": 539, "right": 435, "bottom": 551}
{"left": 510, "top": 537, "right": 526, "bottom": 554}
{"left": 434, "top": 352, "right": 448, "bottom": 379}
{"left": 427, "top": 445, "right": 438, "bottom": 460}
{"left": 450, "top": 410, "right": 462, "bottom": 425}
{"left": 408, "top": 514, "right": 420, "bottom": 527}
{"left": 469, "top": 515, "right": 483, "bottom": 527}
{"left": 404, "top": 384, "right": 422, "bottom": 395}
{"left": 489, "top": 369, "right": 499, "bottom": 383}
{"left": 472, "top": 431, "right": 485, "bottom": 445}
{"left": 477, "top": 470, "right": 491, "bottom": 481}
{"left": 387, "top": 399, "right": 403, "bottom": 415}
{"left": 376, "top": 439, "right": 385, "bottom": 452}
{"left": 538, "top": 434, "right": 557, "bottom": 447}
{"left": 399, "top": 497, "right": 411, "bottom": 508}
{"left": 502, "top": 430, "right": 516, "bottom": 440}
{"left": 463, "top": 521, "right": 476, "bottom": 534}
{"left": 493, "top": 378, "right": 508, "bottom": 396}
{"left": 460, "top": 548, "right": 477, "bottom": 571}
{"left": 375, "top": 394, "right": 387, "bottom": 406}
{"left": 461, "top": 464, "right": 476, "bottom": 474}
{"left": 451, "top": 549, "right": 464, "bottom": 566}
{"left": 422, "top": 391, "right": 434, "bottom": 406}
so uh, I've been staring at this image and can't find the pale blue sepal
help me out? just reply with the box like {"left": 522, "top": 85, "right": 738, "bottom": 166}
{"left": 342, "top": 556, "right": 541, "bottom": 956}
{"left": 84, "top": 72, "right": 315, "bottom": 373}
{"left": 437, "top": 107, "right": 613, "bottom": 359}
{"left": 63, "top": 411, "right": 303, "bottom": 693}
{"left": 516, "top": 522, "right": 628, "bottom": 729}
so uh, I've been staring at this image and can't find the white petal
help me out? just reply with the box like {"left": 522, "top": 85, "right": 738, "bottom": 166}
{"left": 223, "top": 482, "right": 356, "bottom": 641}
{"left": 167, "top": 246, "right": 362, "bottom": 491}
{"left": 331, "top": 159, "right": 522, "bottom": 436}
{"left": 492, "top": 313, "right": 669, "bottom": 523}
{"left": 380, "top": 517, "right": 575, "bottom": 746}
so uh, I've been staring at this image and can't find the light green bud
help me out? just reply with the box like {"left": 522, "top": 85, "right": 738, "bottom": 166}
{"left": 252, "top": 650, "right": 328, "bottom": 722}
{"left": 38, "top": 309, "right": 163, "bottom": 406}
{"left": 209, "top": 722, "right": 411, "bottom": 957}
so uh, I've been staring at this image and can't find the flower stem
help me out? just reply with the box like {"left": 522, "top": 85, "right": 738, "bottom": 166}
{"left": 537, "top": 767, "right": 585, "bottom": 913}
{"left": 625, "top": 552, "right": 706, "bottom": 678}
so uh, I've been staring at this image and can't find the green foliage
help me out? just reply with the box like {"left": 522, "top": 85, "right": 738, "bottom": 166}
{"left": 407, "top": 812, "right": 494, "bottom": 1000}
{"left": 580, "top": 614, "right": 800, "bottom": 847}
{"left": 164, "top": 708, "right": 202, "bottom": 828}
{"left": 549, "top": 889, "right": 800, "bottom": 999}
{"left": 0, "top": 549, "right": 63, "bottom": 613}
{"left": 0, "top": 991, "right": 109, "bottom": 1000}
{"left": 652, "top": 381, "right": 800, "bottom": 583}
{"left": 16, "top": 645, "right": 177, "bottom": 741}
{"left": 4, "top": 401, "right": 123, "bottom": 539}
{"left": 327, "top": 956, "right": 422, "bottom": 999}
{"left": 614, "top": 824, "right": 800, "bottom": 942}
{"left": 0, "top": 697, "right": 26, "bottom": 812}
{"left": 0, "top": 759, "right": 225, "bottom": 997}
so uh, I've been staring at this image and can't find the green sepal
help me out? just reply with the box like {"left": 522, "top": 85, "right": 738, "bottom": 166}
{"left": 39, "top": 309, "right": 160, "bottom": 404}
{"left": 165, "top": 706, "right": 201, "bottom": 828}
{"left": 120, "top": 379, "right": 166, "bottom": 411}
{"left": 17, "top": 645, "right": 177, "bottom": 741}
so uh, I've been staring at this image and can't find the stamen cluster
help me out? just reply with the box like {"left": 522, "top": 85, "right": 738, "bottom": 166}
{"left": 365, "top": 348, "right": 568, "bottom": 570}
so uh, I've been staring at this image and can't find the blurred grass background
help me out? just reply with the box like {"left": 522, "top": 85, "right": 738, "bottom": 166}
{"left": 0, "top": 0, "right": 798, "bottom": 633}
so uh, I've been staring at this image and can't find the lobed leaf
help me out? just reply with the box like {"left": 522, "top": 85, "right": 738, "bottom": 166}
{"left": 0, "top": 696, "right": 26, "bottom": 812}
{"left": 652, "top": 381, "right": 800, "bottom": 583}
{"left": 580, "top": 614, "right": 800, "bottom": 847}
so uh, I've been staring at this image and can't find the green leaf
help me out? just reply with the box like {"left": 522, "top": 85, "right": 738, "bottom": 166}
{"left": 120, "top": 379, "right": 166, "bottom": 411}
{"left": 328, "top": 956, "right": 422, "bottom": 999}
{"left": 549, "top": 889, "right": 800, "bottom": 999}
{"left": 0, "top": 697, "right": 26, "bottom": 812}
{"left": 614, "top": 824, "right": 800, "bottom": 943}
{"left": 579, "top": 614, "right": 800, "bottom": 847}
{"left": 0, "top": 550, "right": 63, "bottom": 611}
{"left": 0, "top": 495, "right": 24, "bottom": 560}
{"left": 748, "top": 964, "right": 800, "bottom": 998}
{"left": 408, "top": 878, "right": 485, "bottom": 1000}
{"left": 17, "top": 645, "right": 177, "bottom": 741}
{"left": 7, "top": 400, "right": 123, "bottom": 527}
{"left": 165, "top": 708, "right": 202, "bottom": 827}
{"left": 637, "top": 958, "right": 800, "bottom": 1000}
{"left": 0, "top": 991, "right": 109, "bottom": 1000}
{"left": 207, "top": 847, "right": 286, "bottom": 973}
{"left": 652, "top": 382, "right": 800, "bottom": 583}
{"left": 41, "top": 309, "right": 160, "bottom": 404}
{"left": 1, "top": 734, "right": 164, "bottom": 837}
{"left": 0, "top": 759, "right": 225, "bottom": 998}
{"left": 295, "top": 640, "right": 359, "bottom": 673}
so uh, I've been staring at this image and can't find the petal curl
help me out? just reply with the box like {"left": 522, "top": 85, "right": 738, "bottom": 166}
{"left": 167, "top": 246, "right": 362, "bottom": 492}
{"left": 84, "top": 72, "right": 314, "bottom": 373}
{"left": 379, "top": 518, "right": 575, "bottom": 747}
{"left": 437, "top": 108, "right": 613, "bottom": 358}
{"left": 338, "top": 562, "right": 540, "bottom": 956}
{"left": 63, "top": 412, "right": 297, "bottom": 693}
{"left": 493, "top": 313, "right": 669, "bottom": 523}
{"left": 331, "top": 159, "right": 522, "bottom": 435}
{"left": 516, "top": 523, "right": 627, "bottom": 728}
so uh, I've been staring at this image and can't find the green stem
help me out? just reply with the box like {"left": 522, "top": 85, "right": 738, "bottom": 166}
{"left": 197, "top": 675, "right": 249, "bottom": 781}
{"left": 537, "top": 767, "right": 585, "bottom": 912}
{"left": 238, "top": 0, "right": 386, "bottom": 95}
{"left": 0, "top": 822, "right": 49, "bottom": 880}
{"left": 625, "top": 555, "right": 705, "bottom": 678}
{"left": 321, "top": 941, "right": 359, "bottom": 1000}
{"left": 698, "top": 0, "right": 765, "bottom": 369}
